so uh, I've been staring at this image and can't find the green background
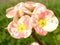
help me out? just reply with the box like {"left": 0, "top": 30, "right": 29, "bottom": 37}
{"left": 0, "top": 0, "right": 60, "bottom": 45}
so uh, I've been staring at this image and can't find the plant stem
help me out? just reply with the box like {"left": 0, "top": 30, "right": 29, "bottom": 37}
{"left": 32, "top": 29, "right": 43, "bottom": 45}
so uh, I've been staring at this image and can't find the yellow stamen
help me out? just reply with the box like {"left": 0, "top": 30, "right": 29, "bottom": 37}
{"left": 37, "top": 19, "right": 46, "bottom": 28}
{"left": 17, "top": 23, "right": 26, "bottom": 32}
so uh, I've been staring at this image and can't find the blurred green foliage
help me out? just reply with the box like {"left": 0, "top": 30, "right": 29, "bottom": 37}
{"left": 0, "top": 0, "right": 60, "bottom": 45}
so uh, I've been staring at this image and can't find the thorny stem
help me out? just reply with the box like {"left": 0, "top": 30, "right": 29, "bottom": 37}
{"left": 32, "top": 29, "right": 43, "bottom": 45}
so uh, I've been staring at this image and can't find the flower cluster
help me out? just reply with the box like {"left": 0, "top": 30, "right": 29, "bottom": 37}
{"left": 6, "top": 1, "right": 59, "bottom": 39}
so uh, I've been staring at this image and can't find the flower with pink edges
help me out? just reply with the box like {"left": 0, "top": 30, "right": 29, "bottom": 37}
{"left": 7, "top": 15, "right": 32, "bottom": 39}
{"left": 31, "top": 9, "right": 58, "bottom": 36}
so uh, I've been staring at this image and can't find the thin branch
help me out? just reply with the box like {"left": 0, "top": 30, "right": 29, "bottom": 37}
{"left": 32, "top": 29, "right": 43, "bottom": 45}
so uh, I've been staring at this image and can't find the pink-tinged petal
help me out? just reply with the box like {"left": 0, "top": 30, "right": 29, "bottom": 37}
{"left": 7, "top": 21, "right": 17, "bottom": 30}
{"left": 7, "top": 21, "right": 23, "bottom": 39}
{"left": 34, "top": 3, "right": 46, "bottom": 7}
{"left": 42, "top": 10, "right": 59, "bottom": 32}
{"left": 18, "top": 15, "right": 32, "bottom": 38}
{"left": 18, "top": 15, "right": 32, "bottom": 29}
{"left": 14, "top": 2, "right": 24, "bottom": 17}
{"left": 14, "top": 2, "right": 24, "bottom": 10}
{"left": 9, "top": 28, "right": 25, "bottom": 39}
{"left": 25, "top": 1, "right": 35, "bottom": 10}
{"left": 36, "top": 9, "right": 54, "bottom": 19}
{"left": 22, "top": 7, "right": 32, "bottom": 15}
{"left": 24, "top": 29, "right": 32, "bottom": 38}
{"left": 31, "top": 14, "right": 39, "bottom": 27}
{"left": 6, "top": 7, "right": 17, "bottom": 18}
{"left": 33, "top": 3, "right": 46, "bottom": 15}
{"left": 18, "top": 9, "right": 24, "bottom": 17}
{"left": 34, "top": 25, "right": 47, "bottom": 36}
{"left": 31, "top": 42, "right": 40, "bottom": 45}
{"left": 6, "top": 7, "right": 14, "bottom": 13}
{"left": 14, "top": 2, "right": 32, "bottom": 15}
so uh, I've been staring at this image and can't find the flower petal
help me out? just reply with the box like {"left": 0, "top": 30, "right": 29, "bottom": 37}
{"left": 6, "top": 7, "right": 17, "bottom": 18}
{"left": 17, "top": 15, "right": 32, "bottom": 38}
{"left": 25, "top": 1, "right": 35, "bottom": 10}
{"left": 43, "top": 15, "right": 59, "bottom": 32}
{"left": 33, "top": 3, "right": 46, "bottom": 14}
{"left": 24, "top": 29, "right": 32, "bottom": 38}
{"left": 15, "top": 2, "right": 32, "bottom": 15}
{"left": 34, "top": 25, "right": 47, "bottom": 36}
{"left": 22, "top": 7, "right": 32, "bottom": 15}
{"left": 14, "top": 2, "right": 24, "bottom": 17}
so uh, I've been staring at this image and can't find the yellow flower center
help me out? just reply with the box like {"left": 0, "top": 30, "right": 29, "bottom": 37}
{"left": 17, "top": 23, "right": 26, "bottom": 32}
{"left": 37, "top": 19, "right": 46, "bottom": 28}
